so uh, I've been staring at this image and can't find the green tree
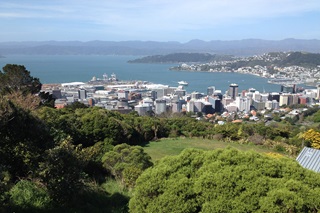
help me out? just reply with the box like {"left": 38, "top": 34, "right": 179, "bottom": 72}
{"left": 0, "top": 99, "right": 53, "bottom": 178}
{"left": 0, "top": 64, "right": 41, "bottom": 95}
{"left": 102, "top": 144, "right": 153, "bottom": 188}
{"left": 39, "top": 139, "right": 86, "bottom": 205}
{"left": 9, "top": 180, "right": 51, "bottom": 212}
{"left": 129, "top": 148, "right": 320, "bottom": 213}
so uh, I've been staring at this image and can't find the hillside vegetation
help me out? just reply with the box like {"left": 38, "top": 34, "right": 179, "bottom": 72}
{"left": 1, "top": 64, "right": 320, "bottom": 212}
{"left": 130, "top": 148, "right": 320, "bottom": 213}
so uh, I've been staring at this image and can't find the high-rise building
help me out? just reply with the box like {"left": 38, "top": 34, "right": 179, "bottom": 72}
{"left": 194, "top": 100, "right": 204, "bottom": 112}
{"left": 272, "top": 100, "right": 279, "bottom": 109}
{"left": 236, "top": 97, "right": 251, "bottom": 112}
{"left": 208, "top": 96, "right": 221, "bottom": 113}
{"left": 171, "top": 100, "right": 182, "bottom": 113}
{"left": 279, "top": 94, "right": 289, "bottom": 106}
{"left": 229, "top": 83, "right": 238, "bottom": 100}
{"left": 317, "top": 85, "right": 320, "bottom": 99}
{"left": 78, "top": 89, "right": 87, "bottom": 100}
{"left": 268, "top": 92, "right": 280, "bottom": 102}
{"left": 186, "top": 100, "right": 195, "bottom": 112}
{"left": 252, "top": 100, "right": 265, "bottom": 110}
{"left": 155, "top": 99, "right": 167, "bottom": 115}
{"left": 207, "top": 86, "right": 215, "bottom": 96}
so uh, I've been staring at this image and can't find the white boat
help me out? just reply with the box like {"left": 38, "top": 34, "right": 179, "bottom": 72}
{"left": 178, "top": 81, "right": 188, "bottom": 86}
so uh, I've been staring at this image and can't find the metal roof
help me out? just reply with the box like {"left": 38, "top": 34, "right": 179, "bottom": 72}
{"left": 296, "top": 147, "right": 320, "bottom": 173}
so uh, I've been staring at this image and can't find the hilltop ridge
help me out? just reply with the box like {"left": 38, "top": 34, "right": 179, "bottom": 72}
{"left": 1, "top": 39, "right": 320, "bottom": 56}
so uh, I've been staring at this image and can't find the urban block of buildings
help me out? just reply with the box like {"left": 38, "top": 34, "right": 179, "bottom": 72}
{"left": 41, "top": 73, "right": 320, "bottom": 121}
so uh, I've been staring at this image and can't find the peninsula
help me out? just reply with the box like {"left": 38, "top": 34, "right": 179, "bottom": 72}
{"left": 128, "top": 51, "right": 320, "bottom": 86}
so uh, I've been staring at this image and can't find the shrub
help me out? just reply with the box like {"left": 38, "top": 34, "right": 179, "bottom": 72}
{"left": 9, "top": 180, "right": 51, "bottom": 211}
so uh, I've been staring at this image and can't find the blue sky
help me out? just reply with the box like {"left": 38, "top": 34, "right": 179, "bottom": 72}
{"left": 1, "top": 0, "right": 320, "bottom": 42}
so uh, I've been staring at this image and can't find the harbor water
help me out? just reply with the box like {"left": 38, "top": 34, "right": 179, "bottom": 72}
{"left": 0, "top": 55, "right": 298, "bottom": 94}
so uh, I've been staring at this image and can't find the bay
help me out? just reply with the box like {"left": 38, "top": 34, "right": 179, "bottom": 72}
{"left": 0, "top": 55, "right": 284, "bottom": 94}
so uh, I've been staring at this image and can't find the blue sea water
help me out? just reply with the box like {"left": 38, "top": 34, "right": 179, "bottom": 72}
{"left": 0, "top": 55, "right": 285, "bottom": 94}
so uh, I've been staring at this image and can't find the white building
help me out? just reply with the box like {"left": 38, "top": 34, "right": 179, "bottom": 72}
{"left": 186, "top": 100, "right": 195, "bottom": 112}
{"left": 236, "top": 97, "right": 251, "bottom": 112}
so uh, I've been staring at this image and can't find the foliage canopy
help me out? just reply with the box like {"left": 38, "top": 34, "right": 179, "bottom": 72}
{"left": 130, "top": 148, "right": 320, "bottom": 213}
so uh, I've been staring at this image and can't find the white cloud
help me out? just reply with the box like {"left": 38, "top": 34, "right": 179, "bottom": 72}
{"left": 1, "top": 0, "right": 320, "bottom": 41}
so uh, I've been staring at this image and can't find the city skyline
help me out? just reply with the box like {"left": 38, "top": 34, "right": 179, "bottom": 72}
{"left": 0, "top": 0, "right": 320, "bottom": 42}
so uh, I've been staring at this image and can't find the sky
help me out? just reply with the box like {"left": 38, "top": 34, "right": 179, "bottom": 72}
{"left": 0, "top": 0, "right": 320, "bottom": 42}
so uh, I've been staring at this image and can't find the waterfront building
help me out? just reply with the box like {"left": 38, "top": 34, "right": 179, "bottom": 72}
{"left": 174, "top": 89, "right": 186, "bottom": 97}
{"left": 229, "top": 83, "right": 239, "bottom": 100}
{"left": 207, "top": 86, "right": 215, "bottom": 96}
{"left": 281, "top": 84, "right": 295, "bottom": 93}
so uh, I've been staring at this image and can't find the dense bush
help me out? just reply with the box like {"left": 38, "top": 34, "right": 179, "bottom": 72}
{"left": 130, "top": 148, "right": 320, "bottom": 213}
{"left": 9, "top": 180, "right": 51, "bottom": 212}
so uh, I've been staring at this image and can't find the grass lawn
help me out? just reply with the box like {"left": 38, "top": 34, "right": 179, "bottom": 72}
{"left": 143, "top": 137, "right": 278, "bottom": 162}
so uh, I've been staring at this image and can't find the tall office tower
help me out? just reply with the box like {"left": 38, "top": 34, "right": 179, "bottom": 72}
{"left": 207, "top": 86, "right": 215, "bottom": 96}
{"left": 236, "top": 97, "right": 251, "bottom": 113}
{"left": 279, "top": 94, "right": 289, "bottom": 106}
{"left": 229, "top": 83, "right": 238, "bottom": 100}
{"left": 78, "top": 89, "right": 87, "bottom": 100}
{"left": 155, "top": 99, "right": 167, "bottom": 115}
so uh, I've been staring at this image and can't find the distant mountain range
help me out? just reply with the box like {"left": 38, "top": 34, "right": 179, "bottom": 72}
{"left": 0, "top": 39, "right": 320, "bottom": 56}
